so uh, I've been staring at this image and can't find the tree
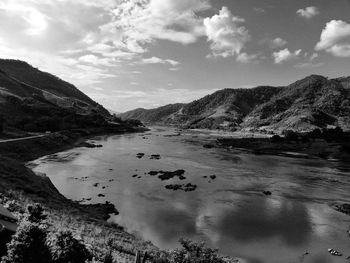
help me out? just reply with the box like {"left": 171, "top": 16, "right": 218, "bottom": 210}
{"left": 282, "top": 130, "right": 299, "bottom": 141}
{"left": 308, "top": 128, "right": 322, "bottom": 140}
{"left": 270, "top": 135, "right": 283, "bottom": 143}
{"left": 125, "top": 119, "right": 143, "bottom": 127}
{"left": 50, "top": 231, "right": 91, "bottom": 263}
{"left": 1, "top": 222, "right": 52, "bottom": 263}
{"left": 26, "top": 204, "right": 47, "bottom": 223}
{"left": 170, "top": 239, "right": 225, "bottom": 263}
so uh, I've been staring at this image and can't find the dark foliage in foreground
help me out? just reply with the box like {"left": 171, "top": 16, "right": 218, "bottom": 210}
{"left": 1, "top": 202, "right": 233, "bottom": 263}
{"left": 1, "top": 204, "right": 91, "bottom": 263}
{"left": 50, "top": 231, "right": 91, "bottom": 263}
{"left": 169, "top": 238, "right": 226, "bottom": 263}
{"left": 1, "top": 222, "right": 52, "bottom": 263}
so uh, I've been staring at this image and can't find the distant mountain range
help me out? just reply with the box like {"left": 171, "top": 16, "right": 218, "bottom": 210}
{"left": 0, "top": 59, "right": 109, "bottom": 132}
{"left": 119, "top": 75, "right": 350, "bottom": 132}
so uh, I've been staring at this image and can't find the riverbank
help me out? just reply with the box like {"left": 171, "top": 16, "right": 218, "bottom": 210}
{"left": 176, "top": 127, "right": 350, "bottom": 160}
{"left": 0, "top": 126, "right": 158, "bottom": 262}
{"left": 215, "top": 137, "right": 350, "bottom": 160}
{"left": 29, "top": 126, "right": 350, "bottom": 263}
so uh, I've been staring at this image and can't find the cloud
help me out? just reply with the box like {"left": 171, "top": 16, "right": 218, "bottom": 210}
{"left": 294, "top": 62, "right": 324, "bottom": 69}
{"left": 294, "top": 52, "right": 323, "bottom": 68}
{"left": 270, "top": 38, "right": 288, "bottom": 49}
{"left": 253, "top": 7, "right": 266, "bottom": 14}
{"left": 236, "top": 53, "right": 260, "bottom": 64}
{"left": 204, "top": 6, "right": 250, "bottom": 58}
{"left": 273, "top": 48, "right": 302, "bottom": 64}
{"left": 296, "top": 6, "right": 320, "bottom": 19}
{"left": 139, "top": 57, "right": 180, "bottom": 66}
{"left": 102, "top": 87, "right": 220, "bottom": 112}
{"left": 109, "top": 0, "right": 211, "bottom": 51}
{"left": 315, "top": 20, "right": 350, "bottom": 57}
{"left": 79, "top": 54, "right": 115, "bottom": 66}
{"left": 310, "top": 53, "right": 318, "bottom": 60}
{"left": 0, "top": 1, "right": 48, "bottom": 36}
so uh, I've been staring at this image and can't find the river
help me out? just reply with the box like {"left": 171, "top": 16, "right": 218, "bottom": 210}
{"left": 30, "top": 127, "right": 350, "bottom": 263}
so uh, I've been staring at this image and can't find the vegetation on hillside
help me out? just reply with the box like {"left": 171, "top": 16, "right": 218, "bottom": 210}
{"left": 0, "top": 59, "right": 99, "bottom": 107}
{"left": 119, "top": 74, "right": 350, "bottom": 133}
{"left": 0, "top": 194, "right": 233, "bottom": 263}
{"left": 118, "top": 104, "right": 184, "bottom": 124}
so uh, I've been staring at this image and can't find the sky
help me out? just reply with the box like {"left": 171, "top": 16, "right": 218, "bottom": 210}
{"left": 0, "top": 0, "right": 350, "bottom": 112}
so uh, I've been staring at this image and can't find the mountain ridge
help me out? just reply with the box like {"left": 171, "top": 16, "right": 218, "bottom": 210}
{"left": 119, "top": 74, "right": 350, "bottom": 132}
{"left": 0, "top": 58, "right": 112, "bottom": 133}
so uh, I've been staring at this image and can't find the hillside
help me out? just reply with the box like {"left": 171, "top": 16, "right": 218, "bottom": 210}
{"left": 0, "top": 59, "right": 98, "bottom": 106}
{"left": 119, "top": 75, "right": 350, "bottom": 132}
{"left": 118, "top": 103, "right": 184, "bottom": 123}
{"left": 119, "top": 86, "right": 281, "bottom": 129}
{"left": 0, "top": 59, "right": 112, "bottom": 133}
{"left": 242, "top": 75, "right": 350, "bottom": 132}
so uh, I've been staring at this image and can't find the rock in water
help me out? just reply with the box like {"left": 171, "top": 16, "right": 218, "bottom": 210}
{"left": 328, "top": 248, "right": 342, "bottom": 256}
{"left": 333, "top": 203, "right": 350, "bottom": 215}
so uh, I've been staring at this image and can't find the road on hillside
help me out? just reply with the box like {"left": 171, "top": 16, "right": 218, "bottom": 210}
{"left": 0, "top": 134, "right": 47, "bottom": 143}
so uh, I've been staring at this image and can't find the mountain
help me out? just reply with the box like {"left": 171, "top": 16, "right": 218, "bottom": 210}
{"left": 242, "top": 75, "right": 350, "bottom": 132}
{"left": 0, "top": 59, "right": 107, "bottom": 113}
{"left": 0, "top": 59, "right": 110, "bottom": 132}
{"left": 118, "top": 103, "right": 184, "bottom": 123}
{"left": 119, "top": 86, "right": 281, "bottom": 129}
{"left": 119, "top": 75, "right": 350, "bottom": 132}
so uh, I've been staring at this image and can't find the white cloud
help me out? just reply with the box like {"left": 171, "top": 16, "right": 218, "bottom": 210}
{"left": 253, "top": 7, "right": 265, "bottom": 14}
{"left": 270, "top": 38, "right": 287, "bottom": 49}
{"left": 0, "top": 1, "right": 48, "bottom": 35}
{"left": 103, "top": 87, "right": 219, "bottom": 112}
{"left": 315, "top": 20, "right": 350, "bottom": 57}
{"left": 139, "top": 57, "right": 180, "bottom": 66}
{"left": 294, "top": 52, "right": 322, "bottom": 69}
{"left": 109, "top": 0, "right": 211, "bottom": 51}
{"left": 204, "top": 6, "right": 250, "bottom": 58}
{"left": 236, "top": 53, "right": 259, "bottom": 64}
{"left": 79, "top": 54, "right": 115, "bottom": 66}
{"left": 273, "top": 48, "right": 302, "bottom": 64}
{"left": 296, "top": 6, "right": 320, "bottom": 19}
{"left": 310, "top": 53, "right": 318, "bottom": 60}
{"left": 294, "top": 62, "right": 324, "bottom": 69}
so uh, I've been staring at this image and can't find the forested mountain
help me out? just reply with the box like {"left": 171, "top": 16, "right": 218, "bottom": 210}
{"left": 0, "top": 59, "right": 110, "bottom": 132}
{"left": 119, "top": 75, "right": 350, "bottom": 132}
{"left": 119, "top": 103, "right": 184, "bottom": 123}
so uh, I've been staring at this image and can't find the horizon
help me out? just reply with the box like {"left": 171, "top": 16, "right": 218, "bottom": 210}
{"left": 1, "top": 0, "right": 350, "bottom": 112}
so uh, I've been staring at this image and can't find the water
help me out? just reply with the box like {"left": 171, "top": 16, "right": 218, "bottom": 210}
{"left": 30, "top": 127, "right": 350, "bottom": 263}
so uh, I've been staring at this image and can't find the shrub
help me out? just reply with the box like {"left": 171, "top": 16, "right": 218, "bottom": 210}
{"left": 282, "top": 130, "right": 299, "bottom": 141}
{"left": 170, "top": 239, "right": 225, "bottom": 263}
{"left": 50, "top": 231, "right": 91, "bottom": 263}
{"left": 308, "top": 128, "right": 322, "bottom": 140}
{"left": 322, "top": 127, "right": 344, "bottom": 141}
{"left": 124, "top": 119, "right": 143, "bottom": 127}
{"left": 26, "top": 204, "right": 47, "bottom": 223}
{"left": 270, "top": 135, "right": 283, "bottom": 143}
{"left": 1, "top": 222, "right": 52, "bottom": 263}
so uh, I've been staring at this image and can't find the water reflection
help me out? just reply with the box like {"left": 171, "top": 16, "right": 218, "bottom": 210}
{"left": 31, "top": 128, "right": 350, "bottom": 263}
{"left": 145, "top": 207, "right": 197, "bottom": 244}
{"left": 211, "top": 196, "right": 312, "bottom": 246}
